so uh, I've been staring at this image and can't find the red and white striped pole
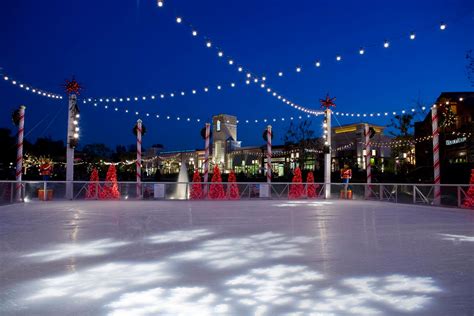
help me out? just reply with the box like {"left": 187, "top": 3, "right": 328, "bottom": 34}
{"left": 16, "top": 106, "right": 26, "bottom": 201}
{"left": 364, "top": 124, "right": 372, "bottom": 198}
{"left": 136, "top": 119, "right": 142, "bottom": 199}
{"left": 431, "top": 106, "right": 441, "bottom": 205}
{"left": 203, "top": 123, "right": 211, "bottom": 191}
{"left": 266, "top": 125, "right": 272, "bottom": 183}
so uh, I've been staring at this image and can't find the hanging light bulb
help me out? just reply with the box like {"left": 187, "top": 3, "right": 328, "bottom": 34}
{"left": 278, "top": 71, "right": 283, "bottom": 77}
{"left": 192, "top": 30, "right": 198, "bottom": 36}
{"left": 238, "top": 66, "right": 243, "bottom": 72}
{"left": 176, "top": 17, "right": 182, "bottom": 23}
{"left": 359, "top": 48, "right": 365, "bottom": 55}
{"left": 336, "top": 55, "right": 342, "bottom": 61}
{"left": 218, "top": 51, "right": 223, "bottom": 57}
{"left": 440, "top": 22, "right": 446, "bottom": 30}
{"left": 315, "top": 61, "right": 321, "bottom": 67}
{"left": 206, "top": 41, "right": 212, "bottom": 48}
{"left": 157, "top": 0, "right": 164, "bottom": 7}
{"left": 296, "top": 67, "right": 301, "bottom": 72}
{"left": 228, "top": 59, "right": 234, "bottom": 65}
{"left": 384, "top": 40, "right": 390, "bottom": 48}
{"left": 410, "top": 32, "right": 416, "bottom": 40}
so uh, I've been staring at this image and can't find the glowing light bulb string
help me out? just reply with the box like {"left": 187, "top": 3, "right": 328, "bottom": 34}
{"left": 1, "top": 71, "right": 63, "bottom": 100}
{"left": 158, "top": 3, "right": 472, "bottom": 80}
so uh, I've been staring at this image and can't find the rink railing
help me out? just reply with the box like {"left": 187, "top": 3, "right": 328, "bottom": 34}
{"left": 0, "top": 180, "right": 472, "bottom": 209}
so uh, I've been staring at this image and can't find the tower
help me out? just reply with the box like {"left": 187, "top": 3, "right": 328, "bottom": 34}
{"left": 212, "top": 114, "right": 240, "bottom": 171}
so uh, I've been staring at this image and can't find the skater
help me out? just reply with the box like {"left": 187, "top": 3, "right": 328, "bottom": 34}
{"left": 340, "top": 164, "right": 352, "bottom": 199}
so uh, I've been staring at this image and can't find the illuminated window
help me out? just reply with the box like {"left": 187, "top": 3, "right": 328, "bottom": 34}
{"left": 217, "top": 120, "right": 221, "bottom": 132}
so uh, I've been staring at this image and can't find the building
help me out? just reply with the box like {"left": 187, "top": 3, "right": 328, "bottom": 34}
{"left": 414, "top": 92, "right": 474, "bottom": 182}
{"left": 331, "top": 123, "right": 392, "bottom": 172}
{"left": 144, "top": 114, "right": 394, "bottom": 178}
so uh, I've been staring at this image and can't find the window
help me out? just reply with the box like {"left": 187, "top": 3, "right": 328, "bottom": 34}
{"left": 216, "top": 120, "right": 221, "bottom": 132}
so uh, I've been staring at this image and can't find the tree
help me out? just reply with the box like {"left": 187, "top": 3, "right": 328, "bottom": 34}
{"left": 227, "top": 170, "right": 240, "bottom": 199}
{"left": 283, "top": 120, "right": 319, "bottom": 168}
{"left": 306, "top": 171, "right": 318, "bottom": 198}
{"left": 289, "top": 167, "right": 304, "bottom": 199}
{"left": 99, "top": 164, "right": 120, "bottom": 199}
{"left": 85, "top": 168, "right": 100, "bottom": 199}
{"left": 190, "top": 170, "right": 203, "bottom": 200}
{"left": 82, "top": 143, "right": 113, "bottom": 161}
{"left": 388, "top": 113, "right": 415, "bottom": 173}
{"left": 209, "top": 165, "right": 225, "bottom": 199}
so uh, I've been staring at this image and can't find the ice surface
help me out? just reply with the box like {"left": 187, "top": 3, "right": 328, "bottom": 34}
{"left": 0, "top": 200, "right": 473, "bottom": 315}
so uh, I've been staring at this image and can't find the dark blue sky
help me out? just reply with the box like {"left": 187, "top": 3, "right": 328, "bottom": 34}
{"left": 1, "top": 0, "right": 473, "bottom": 151}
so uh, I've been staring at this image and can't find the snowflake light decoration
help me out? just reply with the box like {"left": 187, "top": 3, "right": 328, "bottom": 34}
{"left": 63, "top": 77, "right": 83, "bottom": 95}
{"left": 320, "top": 94, "right": 336, "bottom": 109}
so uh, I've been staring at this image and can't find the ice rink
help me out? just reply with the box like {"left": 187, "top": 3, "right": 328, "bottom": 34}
{"left": 0, "top": 200, "right": 473, "bottom": 315}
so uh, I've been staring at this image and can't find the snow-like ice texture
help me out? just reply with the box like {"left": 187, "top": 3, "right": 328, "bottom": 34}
{"left": 225, "top": 265, "right": 441, "bottom": 315}
{"left": 22, "top": 238, "right": 130, "bottom": 262}
{"left": 0, "top": 200, "right": 473, "bottom": 315}
{"left": 146, "top": 228, "right": 214, "bottom": 244}
{"left": 171, "top": 232, "right": 313, "bottom": 269}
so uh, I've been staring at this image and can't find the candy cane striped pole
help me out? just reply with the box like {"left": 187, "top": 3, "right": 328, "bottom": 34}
{"left": 431, "top": 106, "right": 441, "bottom": 205}
{"left": 266, "top": 125, "right": 272, "bottom": 184}
{"left": 16, "top": 106, "right": 26, "bottom": 201}
{"left": 136, "top": 119, "right": 142, "bottom": 199}
{"left": 364, "top": 124, "right": 372, "bottom": 199}
{"left": 203, "top": 123, "right": 211, "bottom": 195}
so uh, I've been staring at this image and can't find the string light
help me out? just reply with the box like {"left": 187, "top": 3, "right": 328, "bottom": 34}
{"left": 410, "top": 32, "right": 416, "bottom": 40}
{"left": 336, "top": 55, "right": 342, "bottom": 61}
{"left": 176, "top": 17, "right": 182, "bottom": 23}
{"left": 383, "top": 40, "right": 390, "bottom": 48}
{"left": 440, "top": 22, "right": 446, "bottom": 30}
{"left": 192, "top": 30, "right": 198, "bottom": 36}
{"left": 315, "top": 61, "right": 321, "bottom": 67}
{"left": 1, "top": 72, "right": 63, "bottom": 99}
{"left": 157, "top": 0, "right": 164, "bottom": 7}
{"left": 359, "top": 48, "right": 365, "bottom": 55}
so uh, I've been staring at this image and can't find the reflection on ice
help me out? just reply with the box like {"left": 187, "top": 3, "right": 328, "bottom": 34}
{"left": 171, "top": 232, "right": 313, "bottom": 269}
{"left": 273, "top": 201, "right": 333, "bottom": 207}
{"left": 107, "top": 287, "right": 229, "bottom": 316}
{"left": 26, "top": 262, "right": 171, "bottom": 301}
{"left": 23, "top": 239, "right": 130, "bottom": 262}
{"left": 146, "top": 229, "right": 213, "bottom": 244}
{"left": 226, "top": 265, "right": 441, "bottom": 315}
{"left": 439, "top": 233, "right": 474, "bottom": 243}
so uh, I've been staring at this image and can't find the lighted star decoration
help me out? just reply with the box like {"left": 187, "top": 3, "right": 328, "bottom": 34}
{"left": 63, "top": 77, "right": 83, "bottom": 95}
{"left": 320, "top": 94, "right": 336, "bottom": 109}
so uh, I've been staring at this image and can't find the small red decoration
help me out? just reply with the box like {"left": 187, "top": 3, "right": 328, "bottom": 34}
{"left": 209, "top": 165, "right": 225, "bottom": 200}
{"left": 99, "top": 165, "right": 120, "bottom": 200}
{"left": 85, "top": 168, "right": 100, "bottom": 199}
{"left": 289, "top": 167, "right": 304, "bottom": 199}
{"left": 63, "top": 76, "right": 83, "bottom": 95}
{"left": 227, "top": 170, "right": 240, "bottom": 200}
{"left": 190, "top": 170, "right": 203, "bottom": 200}
{"left": 463, "top": 169, "right": 474, "bottom": 209}
{"left": 306, "top": 171, "right": 319, "bottom": 198}
{"left": 320, "top": 94, "right": 336, "bottom": 109}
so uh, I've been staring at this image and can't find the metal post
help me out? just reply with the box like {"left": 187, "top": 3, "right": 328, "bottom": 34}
{"left": 324, "top": 109, "right": 332, "bottom": 199}
{"left": 66, "top": 94, "right": 77, "bottom": 200}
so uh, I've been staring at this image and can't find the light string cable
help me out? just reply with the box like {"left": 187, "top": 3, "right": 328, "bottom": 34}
{"left": 1, "top": 68, "right": 63, "bottom": 99}
{"left": 156, "top": 3, "right": 471, "bottom": 80}
{"left": 155, "top": 1, "right": 324, "bottom": 116}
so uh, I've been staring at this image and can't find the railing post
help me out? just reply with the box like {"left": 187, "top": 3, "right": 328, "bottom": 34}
{"left": 413, "top": 185, "right": 416, "bottom": 204}
{"left": 43, "top": 181, "right": 47, "bottom": 201}
{"left": 379, "top": 184, "right": 383, "bottom": 201}
{"left": 457, "top": 186, "right": 461, "bottom": 208}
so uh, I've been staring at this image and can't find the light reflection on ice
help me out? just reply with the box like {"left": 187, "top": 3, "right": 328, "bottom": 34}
{"left": 273, "top": 201, "right": 333, "bottom": 207}
{"left": 26, "top": 262, "right": 171, "bottom": 301}
{"left": 107, "top": 287, "right": 229, "bottom": 316}
{"left": 146, "top": 229, "right": 213, "bottom": 244}
{"left": 226, "top": 265, "right": 441, "bottom": 315}
{"left": 439, "top": 233, "right": 474, "bottom": 243}
{"left": 171, "top": 232, "right": 313, "bottom": 269}
{"left": 23, "top": 239, "right": 130, "bottom": 262}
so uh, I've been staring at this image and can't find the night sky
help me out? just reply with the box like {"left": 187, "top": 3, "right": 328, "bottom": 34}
{"left": 1, "top": 0, "right": 473, "bottom": 151}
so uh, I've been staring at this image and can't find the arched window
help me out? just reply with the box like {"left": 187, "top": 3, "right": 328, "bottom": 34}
{"left": 216, "top": 120, "right": 221, "bottom": 132}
